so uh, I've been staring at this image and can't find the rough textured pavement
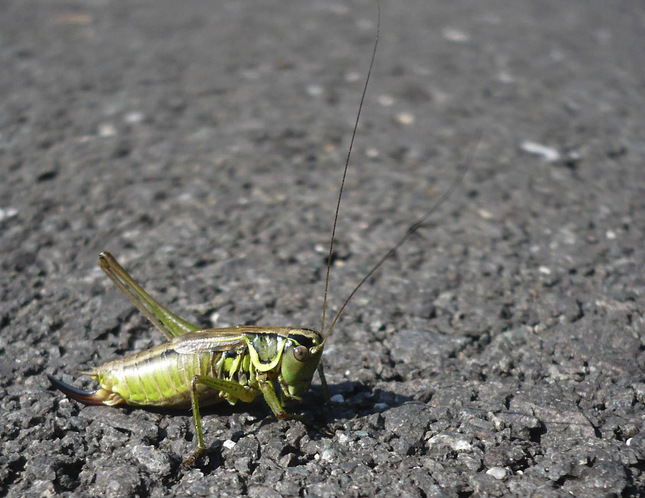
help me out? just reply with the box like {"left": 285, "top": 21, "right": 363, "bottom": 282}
{"left": 2, "top": 0, "right": 645, "bottom": 496}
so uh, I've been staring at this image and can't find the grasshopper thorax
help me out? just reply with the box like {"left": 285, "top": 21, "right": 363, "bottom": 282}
{"left": 242, "top": 327, "right": 324, "bottom": 398}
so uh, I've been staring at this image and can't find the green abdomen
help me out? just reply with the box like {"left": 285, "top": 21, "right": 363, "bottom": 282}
{"left": 92, "top": 344, "right": 241, "bottom": 408}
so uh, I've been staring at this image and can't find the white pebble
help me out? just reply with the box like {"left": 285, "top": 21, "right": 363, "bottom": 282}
{"left": 486, "top": 467, "right": 509, "bottom": 480}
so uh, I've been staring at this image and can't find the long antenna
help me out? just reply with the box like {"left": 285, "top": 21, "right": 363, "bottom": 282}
{"left": 319, "top": 1, "right": 380, "bottom": 338}
{"left": 319, "top": 138, "right": 478, "bottom": 345}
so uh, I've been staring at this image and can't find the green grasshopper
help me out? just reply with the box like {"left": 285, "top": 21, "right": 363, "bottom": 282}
{"left": 48, "top": 3, "right": 471, "bottom": 466}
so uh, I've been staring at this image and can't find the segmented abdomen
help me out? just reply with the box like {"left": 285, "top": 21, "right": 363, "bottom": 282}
{"left": 87, "top": 343, "right": 245, "bottom": 408}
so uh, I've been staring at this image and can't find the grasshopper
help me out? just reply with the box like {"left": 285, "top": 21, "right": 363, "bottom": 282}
{"left": 49, "top": 3, "right": 471, "bottom": 466}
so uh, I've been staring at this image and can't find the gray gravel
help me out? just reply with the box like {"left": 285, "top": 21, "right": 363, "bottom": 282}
{"left": 2, "top": 0, "right": 645, "bottom": 496}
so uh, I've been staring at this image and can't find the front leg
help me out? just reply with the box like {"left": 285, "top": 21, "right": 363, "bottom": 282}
{"left": 258, "top": 377, "right": 289, "bottom": 419}
{"left": 258, "top": 378, "right": 313, "bottom": 427}
{"left": 317, "top": 361, "right": 331, "bottom": 403}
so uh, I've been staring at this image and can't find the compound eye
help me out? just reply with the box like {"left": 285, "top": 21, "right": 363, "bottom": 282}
{"left": 293, "top": 345, "right": 310, "bottom": 362}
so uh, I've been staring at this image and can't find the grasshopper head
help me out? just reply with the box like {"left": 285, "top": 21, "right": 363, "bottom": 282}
{"left": 281, "top": 328, "right": 324, "bottom": 397}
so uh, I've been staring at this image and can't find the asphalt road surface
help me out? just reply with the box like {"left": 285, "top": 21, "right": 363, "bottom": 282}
{"left": 2, "top": 0, "right": 644, "bottom": 496}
